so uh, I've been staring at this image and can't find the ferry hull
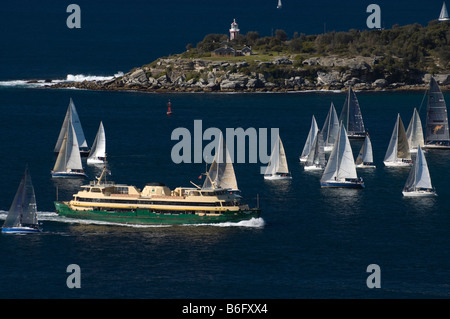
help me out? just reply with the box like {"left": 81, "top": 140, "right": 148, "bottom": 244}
{"left": 54, "top": 202, "right": 261, "bottom": 225}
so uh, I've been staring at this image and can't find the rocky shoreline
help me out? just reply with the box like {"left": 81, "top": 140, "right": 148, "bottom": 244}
{"left": 48, "top": 55, "right": 450, "bottom": 93}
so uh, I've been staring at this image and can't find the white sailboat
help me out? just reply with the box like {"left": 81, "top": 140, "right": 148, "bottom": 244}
{"left": 202, "top": 133, "right": 239, "bottom": 191}
{"left": 304, "top": 130, "right": 327, "bottom": 171}
{"left": 300, "top": 115, "right": 319, "bottom": 162}
{"left": 383, "top": 114, "right": 413, "bottom": 167}
{"left": 439, "top": 2, "right": 450, "bottom": 21}
{"left": 52, "top": 120, "right": 87, "bottom": 178}
{"left": 54, "top": 98, "right": 89, "bottom": 156}
{"left": 2, "top": 166, "right": 41, "bottom": 234}
{"left": 264, "top": 135, "right": 292, "bottom": 180}
{"left": 402, "top": 146, "right": 437, "bottom": 197}
{"left": 405, "top": 108, "right": 424, "bottom": 153}
{"left": 320, "top": 123, "right": 364, "bottom": 188}
{"left": 356, "top": 133, "right": 375, "bottom": 168}
{"left": 87, "top": 121, "right": 107, "bottom": 165}
{"left": 322, "top": 102, "right": 340, "bottom": 152}
{"left": 277, "top": 0, "right": 282, "bottom": 9}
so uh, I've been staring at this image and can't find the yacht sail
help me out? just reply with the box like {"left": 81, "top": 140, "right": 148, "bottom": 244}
{"left": 277, "top": 0, "right": 282, "bottom": 9}
{"left": 356, "top": 134, "right": 375, "bottom": 168}
{"left": 321, "top": 102, "right": 339, "bottom": 152}
{"left": 424, "top": 76, "right": 450, "bottom": 149}
{"left": 384, "top": 114, "right": 413, "bottom": 167}
{"left": 339, "top": 87, "right": 366, "bottom": 139}
{"left": 203, "top": 133, "right": 239, "bottom": 191}
{"left": 264, "top": 135, "right": 292, "bottom": 180}
{"left": 300, "top": 115, "right": 319, "bottom": 162}
{"left": 406, "top": 108, "right": 424, "bottom": 153}
{"left": 54, "top": 98, "right": 89, "bottom": 156}
{"left": 2, "top": 166, "right": 41, "bottom": 233}
{"left": 304, "top": 130, "right": 326, "bottom": 171}
{"left": 52, "top": 121, "right": 87, "bottom": 178}
{"left": 439, "top": 2, "right": 450, "bottom": 21}
{"left": 87, "top": 121, "right": 107, "bottom": 165}
{"left": 402, "top": 146, "right": 437, "bottom": 196}
{"left": 320, "top": 123, "right": 364, "bottom": 188}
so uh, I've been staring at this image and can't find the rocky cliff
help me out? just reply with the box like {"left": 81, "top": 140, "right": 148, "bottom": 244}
{"left": 49, "top": 55, "right": 450, "bottom": 92}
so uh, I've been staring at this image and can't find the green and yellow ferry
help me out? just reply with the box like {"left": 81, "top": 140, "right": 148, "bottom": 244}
{"left": 54, "top": 168, "right": 260, "bottom": 225}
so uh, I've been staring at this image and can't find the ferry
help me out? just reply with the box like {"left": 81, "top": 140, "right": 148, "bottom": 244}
{"left": 54, "top": 168, "right": 260, "bottom": 225}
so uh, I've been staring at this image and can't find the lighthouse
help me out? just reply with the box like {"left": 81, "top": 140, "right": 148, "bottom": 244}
{"left": 229, "top": 19, "right": 240, "bottom": 40}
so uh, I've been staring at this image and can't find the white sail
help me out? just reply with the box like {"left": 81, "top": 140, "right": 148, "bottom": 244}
{"left": 356, "top": 134, "right": 374, "bottom": 166}
{"left": 277, "top": 0, "right": 282, "bottom": 9}
{"left": 321, "top": 123, "right": 358, "bottom": 183}
{"left": 322, "top": 102, "right": 339, "bottom": 152}
{"left": 439, "top": 2, "right": 450, "bottom": 21}
{"left": 384, "top": 114, "right": 412, "bottom": 166}
{"left": 265, "top": 135, "right": 291, "bottom": 179}
{"left": 406, "top": 108, "right": 424, "bottom": 152}
{"left": 87, "top": 121, "right": 107, "bottom": 164}
{"left": 403, "top": 146, "right": 435, "bottom": 196}
{"left": 277, "top": 137, "right": 289, "bottom": 174}
{"left": 300, "top": 115, "right": 319, "bottom": 161}
{"left": 53, "top": 121, "right": 83, "bottom": 173}
{"left": 54, "top": 98, "right": 88, "bottom": 153}
{"left": 66, "top": 121, "right": 83, "bottom": 170}
{"left": 305, "top": 130, "right": 326, "bottom": 170}
{"left": 53, "top": 130, "right": 67, "bottom": 173}
{"left": 203, "top": 133, "right": 238, "bottom": 191}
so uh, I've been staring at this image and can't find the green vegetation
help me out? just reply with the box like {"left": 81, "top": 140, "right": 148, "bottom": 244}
{"left": 181, "top": 20, "right": 450, "bottom": 75}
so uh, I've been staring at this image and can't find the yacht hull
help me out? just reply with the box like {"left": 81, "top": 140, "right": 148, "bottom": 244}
{"left": 402, "top": 190, "right": 437, "bottom": 197}
{"left": 320, "top": 180, "right": 365, "bottom": 189}
{"left": 51, "top": 171, "right": 87, "bottom": 179}
{"left": 2, "top": 227, "right": 41, "bottom": 234}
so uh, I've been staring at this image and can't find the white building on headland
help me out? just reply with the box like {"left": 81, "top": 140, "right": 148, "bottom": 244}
{"left": 229, "top": 19, "right": 240, "bottom": 40}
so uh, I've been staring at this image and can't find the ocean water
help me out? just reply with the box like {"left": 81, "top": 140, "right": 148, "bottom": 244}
{"left": 1, "top": 0, "right": 450, "bottom": 301}
{"left": 1, "top": 88, "right": 450, "bottom": 300}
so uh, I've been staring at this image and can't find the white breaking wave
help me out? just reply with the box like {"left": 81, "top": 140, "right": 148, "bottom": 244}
{"left": 0, "top": 72, "right": 124, "bottom": 88}
{"left": 184, "top": 217, "right": 265, "bottom": 228}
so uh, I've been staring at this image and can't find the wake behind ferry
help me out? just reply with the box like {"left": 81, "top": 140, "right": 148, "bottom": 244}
{"left": 54, "top": 168, "right": 261, "bottom": 225}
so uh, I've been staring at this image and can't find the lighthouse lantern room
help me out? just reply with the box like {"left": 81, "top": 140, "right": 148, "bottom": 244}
{"left": 229, "top": 19, "right": 240, "bottom": 40}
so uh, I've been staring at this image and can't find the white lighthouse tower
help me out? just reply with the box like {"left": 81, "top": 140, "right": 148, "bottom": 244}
{"left": 229, "top": 19, "right": 240, "bottom": 40}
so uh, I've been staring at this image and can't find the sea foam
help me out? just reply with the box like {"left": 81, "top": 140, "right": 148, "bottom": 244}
{"left": 0, "top": 72, "right": 124, "bottom": 88}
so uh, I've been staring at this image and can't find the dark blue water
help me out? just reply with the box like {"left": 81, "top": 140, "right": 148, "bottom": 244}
{"left": 1, "top": 1, "right": 450, "bottom": 300}
{"left": 1, "top": 87, "right": 450, "bottom": 299}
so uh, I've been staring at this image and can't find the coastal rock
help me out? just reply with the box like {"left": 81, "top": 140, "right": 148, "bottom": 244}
{"left": 302, "top": 56, "right": 374, "bottom": 70}
{"left": 373, "top": 78, "right": 388, "bottom": 88}
{"left": 317, "top": 71, "right": 340, "bottom": 85}
{"left": 423, "top": 73, "right": 450, "bottom": 85}
{"left": 126, "top": 68, "right": 148, "bottom": 85}
{"left": 273, "top": 57, "right": 293, "bottom": 65}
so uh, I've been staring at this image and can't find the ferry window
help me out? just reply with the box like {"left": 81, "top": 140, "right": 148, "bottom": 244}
{"left": 91, "top": 188, "right": 101, "bottom": 193}
{"left": 115, "top": 187, "right": 129, "bottom": 194}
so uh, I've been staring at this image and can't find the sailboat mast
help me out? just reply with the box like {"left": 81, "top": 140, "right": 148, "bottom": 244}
{"left": 347, "top": 89, "right": 351, "bottom": 131}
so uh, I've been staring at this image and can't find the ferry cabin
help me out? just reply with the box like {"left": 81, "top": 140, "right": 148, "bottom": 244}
{"left": 67, "top": 182, "right": 247, "bottom": 214}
